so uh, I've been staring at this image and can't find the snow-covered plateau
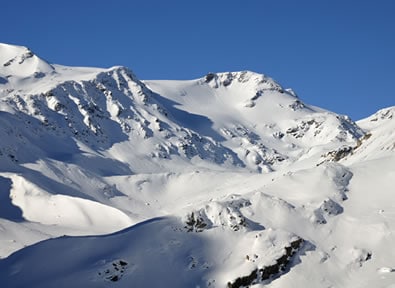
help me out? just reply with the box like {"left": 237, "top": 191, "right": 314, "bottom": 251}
{"left": 0, "top": 43, "right": 394, "bottom": 287}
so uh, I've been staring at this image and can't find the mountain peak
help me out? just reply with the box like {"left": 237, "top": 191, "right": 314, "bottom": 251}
{"left": 202, "top": 70, "right": 284, "bottom": 93}
{"left": 0, "top": 43, "right": 54, "bottom": 78}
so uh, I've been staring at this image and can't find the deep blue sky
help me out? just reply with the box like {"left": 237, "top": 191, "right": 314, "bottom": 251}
{"left": 1, "top": 1, "right": 394, "bottom": 120}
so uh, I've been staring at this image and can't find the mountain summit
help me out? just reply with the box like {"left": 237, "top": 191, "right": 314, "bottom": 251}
{"left": 0, "top": 43, "right": 54, "bottom": 78}
{"left": 0, "top": 43, "right": 394, "bottom": 288}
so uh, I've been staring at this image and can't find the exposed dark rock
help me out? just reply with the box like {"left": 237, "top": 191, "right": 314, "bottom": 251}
{"left": 289, "top": 99, "right": 305, "bottom": 111}
{"left": 325, "top": 146, "right": 353, "bottom": 162}
{"left": 227, "top": 238, "right": 304, "bottom": 288}
{"left": 205, "top": 73, "right": 216, "bottom": 83}
{"left": 18, "top": 51, "right": 34, "bottom": 64}
{"left": 223, "top": 73, "right": 233, "bottom": 87}
{"left": 323, "top": 133, "right": 371, "bottom": 163}
{"left": 3, "top": 58, "right": 15, "bottom": 67}
{"left": 109, "top": 275, "right": 119, "bottom": 282}
{"left": 185, "top": 212, "right": 208, "bottom": 232}
{"left": 320, "top": 199, "right": 343, "bottom": 216}
{"left": 228, "top": 269, "right": 258, "bottom": 288}
{"left": 34, "top": 72, "right": 46, "bottom": 79}
{"left": 99, "top": 259, "right": 129, "bottom": 282}
{"left": 286, "top": 119, "right": 322, "bottom": 139}
{"left": 251, "top": 90, "right": 263, "bottom": 101}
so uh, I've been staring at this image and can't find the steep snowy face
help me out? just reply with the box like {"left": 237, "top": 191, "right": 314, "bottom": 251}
{"left": 358, "top": 106, "right": 395, "bottom": 131}
{"left": 0, "top": 49, "right": 363, "bottom": 174}
{"left": 349, "top": 107, "right": 395, "bottom": 162}
{"left": 0, "top": 43, "right": 365, "bottom": 173}
{"left": 145, "top": 71, "right": 364, "bottom": 171}
{"left": 203, "top": 71, "right": 284, "bottom": 99}
{"left": 319, "top": 107, "right": 395, "bottom": 164}
{"left": 0, "top": 43, "right": 54, "bottom": 79}
{"left": 0, "top": 66, "right": 244, "bottom": 173}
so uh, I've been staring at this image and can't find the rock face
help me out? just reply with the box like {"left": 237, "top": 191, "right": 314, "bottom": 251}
{"left": 227, "top": 238, "right": 304, "bottom": 288}
{"left": 184, "top": 197, "right": 252, "bottom": 232}
{"left": 97, "top": 259, "right": 129, "bottom": 282}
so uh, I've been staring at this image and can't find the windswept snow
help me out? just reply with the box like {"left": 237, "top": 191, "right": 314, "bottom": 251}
{"left": 0, "top": 43, "right": 394, "bottom": 288}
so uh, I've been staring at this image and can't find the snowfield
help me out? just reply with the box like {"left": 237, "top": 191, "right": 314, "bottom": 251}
{"left": 0, "top": 43, "right": 394, "bottom": 287}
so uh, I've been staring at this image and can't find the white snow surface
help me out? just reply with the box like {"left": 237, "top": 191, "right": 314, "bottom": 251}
{"left": 0, "top": 43, "right": 394, "bottom": 287}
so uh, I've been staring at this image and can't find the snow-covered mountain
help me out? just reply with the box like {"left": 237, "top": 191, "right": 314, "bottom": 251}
{"left": 0, "top": 43, "right": 394, "bottom": 288}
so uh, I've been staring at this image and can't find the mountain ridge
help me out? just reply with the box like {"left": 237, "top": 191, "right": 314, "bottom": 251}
{"left": 0, "top": 43, "right": 394, "bottom": 287}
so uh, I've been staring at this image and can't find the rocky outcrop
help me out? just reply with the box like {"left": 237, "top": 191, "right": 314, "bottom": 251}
{"left": 227, "top": 238, "right": 304, "bottom": 288}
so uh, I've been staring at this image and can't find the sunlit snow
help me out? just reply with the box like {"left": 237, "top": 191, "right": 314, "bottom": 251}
{"left": 0, "top": 43, "right": 394, "bottom": 288}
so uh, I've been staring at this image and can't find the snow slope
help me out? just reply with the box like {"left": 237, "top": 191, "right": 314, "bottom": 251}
{"left": 0, "top": 43, "right": 394, "bottom": 287}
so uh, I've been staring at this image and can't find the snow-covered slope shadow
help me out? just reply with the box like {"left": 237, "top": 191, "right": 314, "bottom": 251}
{"left": 0, "top": 216, "right": 306, "bottom": 288}
{"left": 0, "top": 176, "right": 24, "bottom": 222}
{"left": 0, "top": 110, "right": 132, "bottom": 177}
{"left": 149, "top": 91, "right": 226, "bottom": 142}
{"left": 0, "top": 171, "right": 133, "bottom": 232}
